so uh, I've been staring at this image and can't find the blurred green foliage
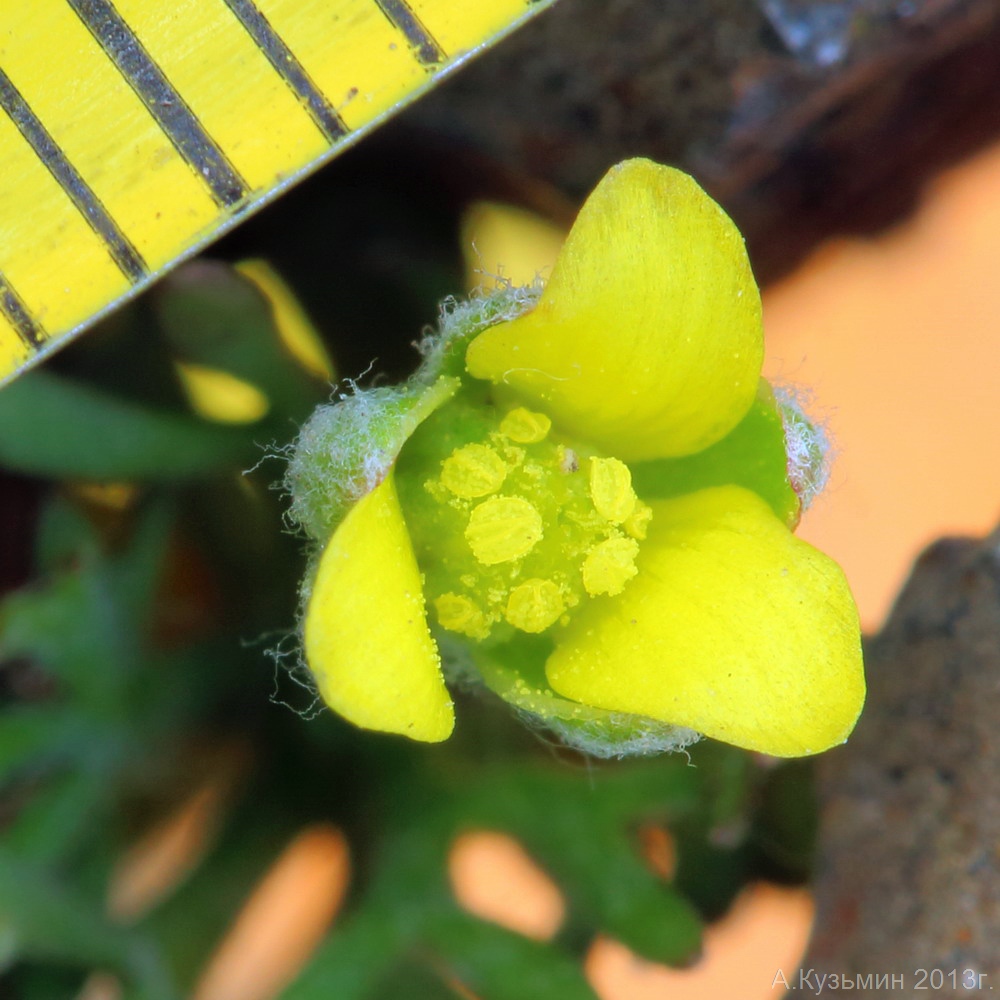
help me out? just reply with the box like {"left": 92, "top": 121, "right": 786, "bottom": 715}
{"left": 0, "top": 166, "right": 817, "bottom": 999}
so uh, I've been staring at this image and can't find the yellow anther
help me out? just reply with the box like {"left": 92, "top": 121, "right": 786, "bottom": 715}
{"left": 505, "top": 578, "right": 565, "bottom": 633}
{"left": 440, "top": 443, "right": 507, "bottom": 499}
{"left": 434, "top": 593, "right": 490, "bottom": 640}
{"left": 588, "top": 457, "right": 637, "bottom": 524}
{"left": 499, "top": 407, "right": 551, "bottom": 444}
{"left": 624, "top": 501, "right": 653, "bottom": 540}
{"left": 582, "top": 536, "right": 640, "bottom": 596}
{"left": 465, "top": 496, "right": 543, "bottom": 565}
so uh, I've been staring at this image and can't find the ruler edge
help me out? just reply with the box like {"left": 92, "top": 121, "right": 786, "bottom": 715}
{"left": 0, "top": 0, "right": 559, "bottom": 389}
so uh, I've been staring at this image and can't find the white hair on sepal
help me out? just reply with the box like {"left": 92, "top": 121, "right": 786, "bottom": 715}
{"left": 416, "top": 279, "right": 544, "bottom": 377}
{"left": 526, "top": 711, "right": 701, "bottom": 760}
{"left": 773, "top": 383, "right": 834, "bottom": 514}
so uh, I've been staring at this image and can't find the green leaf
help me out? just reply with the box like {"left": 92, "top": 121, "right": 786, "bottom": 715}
{"left": 1, "top": 499, "right": 172, "bottom": 704}
{"left": 0, "top": 847, "right": 173, "bottom": 999}
{"left": 0, "top": 370, "right": 250, "bottom": 479}
{"left": 753, "top": 759, "right": 818, "bottom": 879}
{"left": 631, "top": 380, "right": 799, "bottom": 525}
{"left": 281, "top": 907, "right": 404, "bottom": 1000}
{"left": 669, "top": 743, "right": 758, "bottom": 919}
{"left": 467, "top": 769, "right": 702, "bottom": 965}
{"left": 2, "top": 769, "right": 112, "bottom": 866}
{"left": 0, "top": 707, "right": 84, "bottom": 785}
{"left": 1, "top": 570, "right": 110, "bottom": 698}
{"left": 566, "top": 841, "right": 701, "bottom": 965}
{"left": 0, "top": 499, "right": 179, "bottom": 869}
{"left": 33, "top": 493, "right": 97, "bottom": 575}
{"left": 368, "top": 959, "right": 468, "bottom": 1000}
{"left": 425, "top": 912, "right": 600, "bottom": 1000}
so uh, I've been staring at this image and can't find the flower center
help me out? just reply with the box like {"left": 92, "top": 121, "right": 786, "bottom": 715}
{"left": 396, "top": 396, "right": 652, "bottom": 643}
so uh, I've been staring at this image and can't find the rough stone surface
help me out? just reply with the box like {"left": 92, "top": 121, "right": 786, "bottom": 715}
{"left": 410, "top": 0, "right": 1000, "bottom": 283}
{"left": 807, "top": 531, "right": 1000, "bottom": 995}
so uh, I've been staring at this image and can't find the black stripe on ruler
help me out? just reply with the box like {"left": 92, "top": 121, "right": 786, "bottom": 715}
{"left": 0, "top": 270, "right": 45, "bottom": 351}
{"left": 374, "top": 0, "right": 446, "bottom": 67}
{"left": 66, "top": 0, "right": 249, "bottom": 208}
{"left": 0, "top": 67, "right": 147, "bottom": 284}
{"left": 221, "top": 0, "right": 349, "bottom": 143}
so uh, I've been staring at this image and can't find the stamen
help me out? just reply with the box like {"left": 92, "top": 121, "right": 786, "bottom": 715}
{"left": 465, "top": 496, "right": 543, "bottom": 565}
{"left": 403, "top": 399, "right": 651, "bottom": 641}
{"left": 588, "top": 457, "right": 637, "bottom": 524}
{"left": 582, "top": 535, "right": 640, "bottom": 596}
{"left": 505, "top": 578, "right": 565, "bottom": 633}
{"left": 441, "top": 443, "right": 507, "bottom": 498}
{"left": 434, "top": 593, "right": 490, "bottom": 639}
{"left": 499, "top": 407, "right": 551, "bottom": 444}
{"left": 624, "top": 501, "right": 653, "bottom": 540}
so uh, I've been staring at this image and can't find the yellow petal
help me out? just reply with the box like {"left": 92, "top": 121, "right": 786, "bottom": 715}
{"left": 175, "top": 361, "right": 270, "bottom": 424}
{"left": 236, "top": 259, "right": 335, "bottom": 382}
{"left": 304, "top": 474, "right": 454, "bottom": 742}
{"left": 545, "top": 486, "right": 864, "bottom": 756}
{"left": 460, "top": 200, "right": 566, "bottom": 291}
{"left": 465, "top": 159, "right": 763, "bottom": 462}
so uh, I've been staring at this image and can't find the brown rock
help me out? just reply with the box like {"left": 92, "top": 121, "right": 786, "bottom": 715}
{"left": 807, "top": 531, "right": 1000, "bottom": 995}
{"left": 411, "top": 0, "right": 1000, "bottom": 283}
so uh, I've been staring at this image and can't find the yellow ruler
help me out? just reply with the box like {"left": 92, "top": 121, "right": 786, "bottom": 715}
{"left": 0, "top": 0, "right": 553, "bottom": 385}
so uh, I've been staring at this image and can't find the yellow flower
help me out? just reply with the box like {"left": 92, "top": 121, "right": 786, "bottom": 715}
{"left": 287, "top": 159, "right": 865, "bottom": 758}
